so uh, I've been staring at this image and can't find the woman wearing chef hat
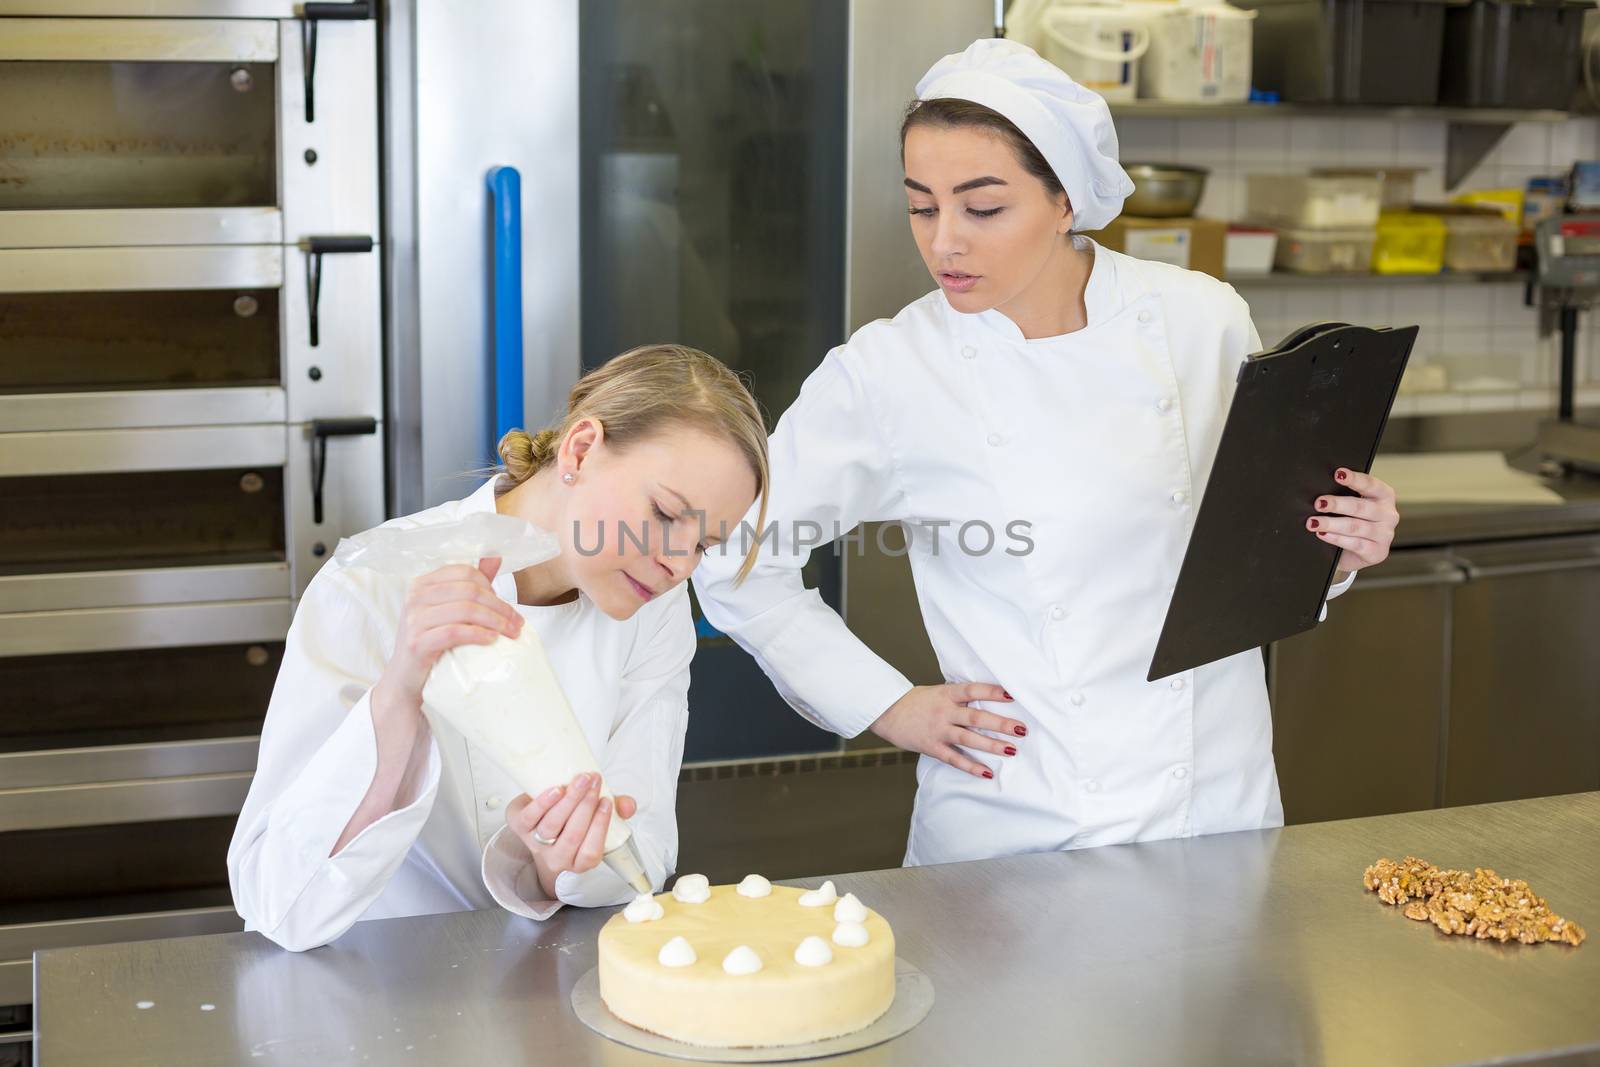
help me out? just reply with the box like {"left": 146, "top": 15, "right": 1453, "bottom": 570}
{"left": 693, "top": 40, "right": 1400, "bottom": 865}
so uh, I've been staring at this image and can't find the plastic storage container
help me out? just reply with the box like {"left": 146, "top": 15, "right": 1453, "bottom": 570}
{"left": 1232, "top": 0, "right": 1457, "bottom": 105}
{"left": 1422, "top": 205, "right": 1519, "bottom": 272}
{"left": 1137, "top": 2, "right": 1258, "bottom": 103}
{"left": 1313, "top": 166, "right": 1426, "bottom": 211}
{"left": 1451, "top": 188, "right": 1524, "bottom": 227}
{"left": 1373, "top": 212, "right": 1447, "bottom": 274}
{"left": 1439, "top": 0, "right": 1587, "bottom": 109}
{"left": 1225, "top": 224, "right": 1279, "bottom": 274}
{"left": 1273, "top": 227, "right": 1378, "bottom": 273}
{"left": 1247, "top": 174, "right": 1383, "bottom": 228}
{"left": 1037, "top": 3, "right": 1152, "bottom": 103}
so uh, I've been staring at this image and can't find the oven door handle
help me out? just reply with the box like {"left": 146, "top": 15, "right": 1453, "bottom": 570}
{"left": 302, "top": 235, "right": 375, "bottom": 347}
{"left": 301, "top": 1, "right": 373, "bottom": 123}
{"left": 310, "top": 416, "right": 378, "bottom": 525}
{"left": 488, "top": 165, "right": 524, "bottom": 456}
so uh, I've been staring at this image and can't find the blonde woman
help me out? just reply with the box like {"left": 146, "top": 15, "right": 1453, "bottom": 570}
{"left": 229, "top": 345, "right": 769, "bottom": 951}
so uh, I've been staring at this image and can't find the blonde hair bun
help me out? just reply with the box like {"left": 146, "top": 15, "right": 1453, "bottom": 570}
{"left": 501, "top": 345, "right": 771, "bottom": 582}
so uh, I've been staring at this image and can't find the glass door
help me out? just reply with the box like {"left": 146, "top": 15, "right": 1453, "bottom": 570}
{"left": 579, "top": 0, "right": 849, "bottom": 760}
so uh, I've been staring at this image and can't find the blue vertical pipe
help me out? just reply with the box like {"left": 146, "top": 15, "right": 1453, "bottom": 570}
{"left": 487, "top": 166, "right": 524, "bottom": 455}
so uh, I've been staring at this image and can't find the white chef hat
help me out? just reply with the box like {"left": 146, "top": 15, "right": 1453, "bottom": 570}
{"left": 914, "top": 38, "right": 1134, "bottom": 232}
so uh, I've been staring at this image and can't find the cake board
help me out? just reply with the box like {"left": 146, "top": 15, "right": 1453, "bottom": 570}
{"left": 570, "top": 956, "right": 934, "bottom": 1062}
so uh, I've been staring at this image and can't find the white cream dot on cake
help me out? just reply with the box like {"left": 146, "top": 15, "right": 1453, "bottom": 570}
{"left": 721, "top": 945, "right": 763, "bottom": 975}
{"left": 623, "top": 893, "right": 664, "bottom": 923}
{"left": 794, "top": 936, "right": 834, "bottom": 967}
{"left": 658, "top": 936, "right": 696, "bottom": 968}
{"left": 832, "top": 921, "right": 870, "bottom": 948}
{"left": 736, "top": 874, "right": 773, "bottom": 898}
{"left": 833, "top": 892, "right": 868, "bottom": 924}
{"left": 672, "top": 874, "right": 711, "bottom": 904}
{"left": 798, "top": 880, "right": 838, "bottom": 907}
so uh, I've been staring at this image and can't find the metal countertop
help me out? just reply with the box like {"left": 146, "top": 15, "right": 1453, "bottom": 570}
{"left": 34, "top": 792, "right": 1600, "bottom": 1066}
{"left": 1390, "top": 468, "right": 1600, "bottom": 547}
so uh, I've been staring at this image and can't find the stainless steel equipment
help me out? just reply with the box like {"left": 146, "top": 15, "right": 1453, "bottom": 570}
{"left": 1121, "top": 163, "right": 1210, "bottom": 218}
{"left": 1271, "top": 532, "right": 1600, "bottom": 823}
{"left": 29, "top": 792, "right": 1600, "bottom": 1065}
{"left": 1532, "top": 213, "right": 1600, "bottom": 472}
{"left": 0, "top": 2, "right": 384, "bottom": 1048}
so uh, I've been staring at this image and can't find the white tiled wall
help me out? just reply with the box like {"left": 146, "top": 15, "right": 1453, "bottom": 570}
{"left": 1114, "top": 114, "right": 1600, "bottom": 392}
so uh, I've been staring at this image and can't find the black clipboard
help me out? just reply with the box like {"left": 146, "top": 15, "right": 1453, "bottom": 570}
{"left": 1147, "top": 322, "right": 1417, "bottom": 681}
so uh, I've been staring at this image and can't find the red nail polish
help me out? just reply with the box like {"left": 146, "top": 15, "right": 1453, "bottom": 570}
{"left": 982, "top": 769, "right": 994, "bottom": 779}
{"left": 1309, "top": 519, "right": 1319, "bottom": 529}
{"left": 1002, "top": 690, "right": 1013, "bottom": 701}
{"left": 1014, "top": 725, "right": 1027, "bottom": 737}
{"left": 1336, "top": 470, "right": 1348, "bottom": 482}
{"left": 1004, "top": 745, "right": 1017, "bottom": 756}
{"left": 1317, "top": 498, "right": 1328, "bottom": 509}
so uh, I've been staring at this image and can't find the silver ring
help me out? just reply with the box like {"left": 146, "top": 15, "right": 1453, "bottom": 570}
{"left": 531, "top": 829, "right": 558, "bottom": 847}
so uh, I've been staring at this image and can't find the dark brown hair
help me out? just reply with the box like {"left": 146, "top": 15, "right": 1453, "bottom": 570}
{"left": 900, "top": 98, "right": 1066, "bottom": 202}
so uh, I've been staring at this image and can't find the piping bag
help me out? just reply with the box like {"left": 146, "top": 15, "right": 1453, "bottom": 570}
{"left": 335, "top": 511, "right": 652, "bottom": 894}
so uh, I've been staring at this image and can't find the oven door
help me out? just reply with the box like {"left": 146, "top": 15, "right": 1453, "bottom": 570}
{"left": 0, "top": 9, "right": 377, "bottom": 243}
{"left": 0, "top": 423, "right": 381, "bottom": 609}
{"left": 0, "top": 226, "right": 382, "bottom": 428}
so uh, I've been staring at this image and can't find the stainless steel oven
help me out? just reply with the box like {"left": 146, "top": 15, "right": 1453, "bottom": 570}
{"left": 0, "top": 1, "right": 383, "bottom": 1038}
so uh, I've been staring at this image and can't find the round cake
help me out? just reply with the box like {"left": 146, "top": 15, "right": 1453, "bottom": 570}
{"left": 596, "top": 875, "right": 896, "bottom": 1048}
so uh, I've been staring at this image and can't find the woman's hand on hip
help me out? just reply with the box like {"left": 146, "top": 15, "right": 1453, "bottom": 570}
{"left": 1308, "top": 467, "right": 1399, "bottom": 578}
{"left": 375, "top": 556, "right": 524, "bottom": 709}
{"left": 868, "top": 683, "right": 1026, "bottom": 779}
{"left": 507, "top": 773, "right": 637, "bottom": 900}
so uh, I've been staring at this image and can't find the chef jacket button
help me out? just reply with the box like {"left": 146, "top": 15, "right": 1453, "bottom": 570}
{"left": 987, "top": 432, "right": 1004, "bottom": 447}
{"left": 1084, "top": 779, "right": 1101, "bottom": 793}
{"left": 1138, "top": 310, "right": 1154, "bottom": 325}
{"left": 962, "top": 345, "right": 977, "bottom": 359}
{"left": 1157, "top": 396, "right": 1173, "bottom": 413}
{"left": 1171, "top": 490, "right": 1188, "bottom": 506}
{"left": 1049, "top": 605, "right": 1066, "bottom": 621}
{"left": 484, "top": 795, "right": 503, "bottom": 811}
{"left": 1070, "top": 692, "right": 1085, "bottom": 706}
{"left": 1170, "top": 677, "right": 1186, "bottom": 691}
{"left": 1173, "top": 767, "right": 1189, "bottom": 780}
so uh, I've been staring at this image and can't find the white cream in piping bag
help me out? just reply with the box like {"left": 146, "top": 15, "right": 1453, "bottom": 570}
{"left": 420, "top": 622, "right": 650, "bottom": 891}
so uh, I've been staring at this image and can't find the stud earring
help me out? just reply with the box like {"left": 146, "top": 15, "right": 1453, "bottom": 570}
{"left": 562, "top": 472, "right": 576, "bottom": 485}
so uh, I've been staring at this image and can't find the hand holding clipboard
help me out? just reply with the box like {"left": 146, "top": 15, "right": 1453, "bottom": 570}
{"left": 1148, "top": 322, "right": 1417, "bottom": 681}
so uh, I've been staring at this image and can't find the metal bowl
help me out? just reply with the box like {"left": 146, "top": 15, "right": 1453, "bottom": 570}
{"left": 1122, "top": 164, "right": 1209, "bottom": 218}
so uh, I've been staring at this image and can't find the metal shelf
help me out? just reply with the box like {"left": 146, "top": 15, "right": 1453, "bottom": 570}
{"left": 1228, "top": 270, "right": 1530, "bottom": 287}
{"left": 1110, "top": 102, "right": 1570, "bottom": 124}
{"left": 1391, "top": 385, "right": 1600, "bottom": 418}
{"left": 1110, "top": 103, "right": 1573, "bottom": 187}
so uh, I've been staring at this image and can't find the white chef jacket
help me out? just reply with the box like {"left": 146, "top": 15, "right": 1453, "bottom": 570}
{"left": 693, "top": 237, "right": 1354, "bottom": 866}
{"left": 228, "top": 476, "right": 694, "bottom": 951}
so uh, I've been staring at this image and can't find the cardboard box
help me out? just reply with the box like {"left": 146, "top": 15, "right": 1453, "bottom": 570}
{"left": 1093, "top": 216, "right": 1227, "bottom": 279}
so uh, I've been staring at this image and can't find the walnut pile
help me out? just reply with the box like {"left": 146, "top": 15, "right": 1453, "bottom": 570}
{"left": 1363, "top": 856, "right": 1585, "bottom": 946}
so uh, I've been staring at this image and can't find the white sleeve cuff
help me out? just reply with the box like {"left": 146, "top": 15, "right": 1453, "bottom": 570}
{"left": 481, "top": 826, "right": 565, "bottom": 921}
{"left": 480, "top": 826, "right": 667, "bottom": 921}
{"left": 1318, "top": 570, "right": 1358, "bottom": 622}
{"left": 244, "top": 691, "right": 442, "bottom": 946}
